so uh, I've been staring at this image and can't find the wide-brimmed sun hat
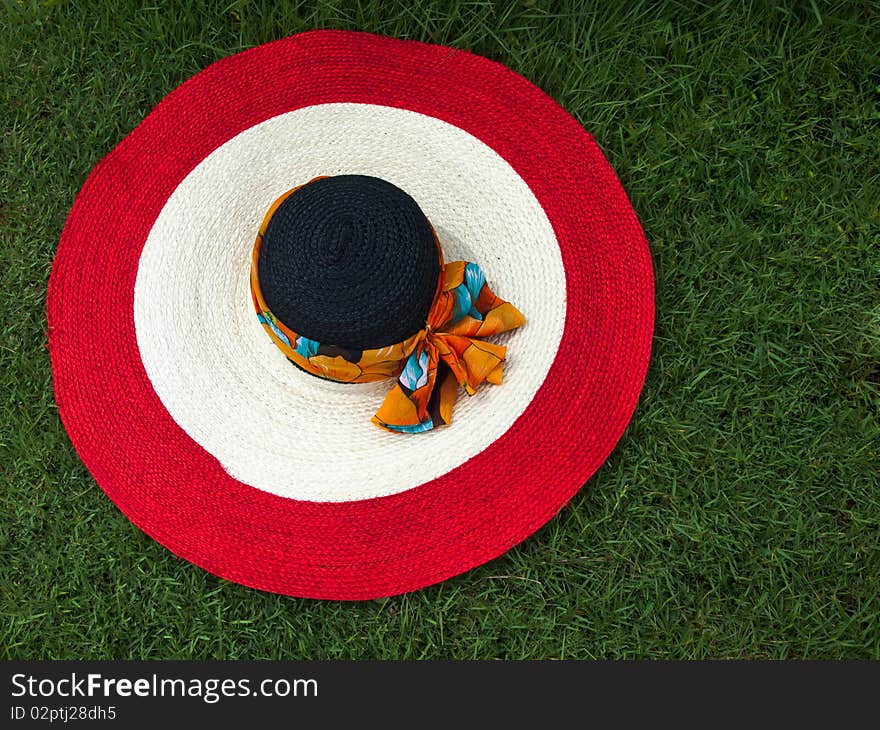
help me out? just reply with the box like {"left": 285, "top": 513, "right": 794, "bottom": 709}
{"left": 48, "top": 30, "right": 654, "bottom": 599}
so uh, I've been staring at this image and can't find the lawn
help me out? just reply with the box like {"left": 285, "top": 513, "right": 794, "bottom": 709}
{"left": 1, "top": 0, "right": 878, "bottom": 659}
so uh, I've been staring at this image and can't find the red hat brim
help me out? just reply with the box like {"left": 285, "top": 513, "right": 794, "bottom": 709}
{"left": 48, "top": 30, "right": 654, "bottom": 599}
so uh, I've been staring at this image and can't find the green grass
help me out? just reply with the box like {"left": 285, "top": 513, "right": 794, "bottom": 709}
{"left": 1, "top": 0, "right": 878, "bottom": 659}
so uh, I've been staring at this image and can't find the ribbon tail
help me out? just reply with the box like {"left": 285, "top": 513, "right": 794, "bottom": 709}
{"left": 436, "top": 334, "right": 508, "bottom": 396}
{"left": 428, "top": 362, "right": 459, "bottom": 427}
{"left": 486, "top": 360, "right": 503, "bottom": 386}
{"left": 372, "top": 384, "right": 433, "bottom": 434}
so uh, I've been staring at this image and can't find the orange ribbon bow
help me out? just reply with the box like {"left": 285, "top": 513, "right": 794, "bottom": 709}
{"left": 371, "top": 260, "right": 526, "bottom": 432}
{"left": 250, "top": 187, "right": 525, "bottom": 433}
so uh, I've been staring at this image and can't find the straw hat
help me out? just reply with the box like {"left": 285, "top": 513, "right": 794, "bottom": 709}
{"left": 48, "top": 30, "right": 654, "bottom": 599}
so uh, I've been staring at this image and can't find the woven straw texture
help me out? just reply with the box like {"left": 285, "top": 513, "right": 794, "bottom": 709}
{"left": 47, "top": 30, "right": 654, "bottom": 599}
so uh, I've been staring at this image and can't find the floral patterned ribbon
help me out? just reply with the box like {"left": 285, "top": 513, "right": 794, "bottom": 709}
{"left": 250, "top": 186, "right": 526, "bottom": 433}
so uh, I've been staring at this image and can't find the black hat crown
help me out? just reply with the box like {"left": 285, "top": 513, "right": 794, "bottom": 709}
{"left": 257, "top": 175, "right": 441, "bottom": 349}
